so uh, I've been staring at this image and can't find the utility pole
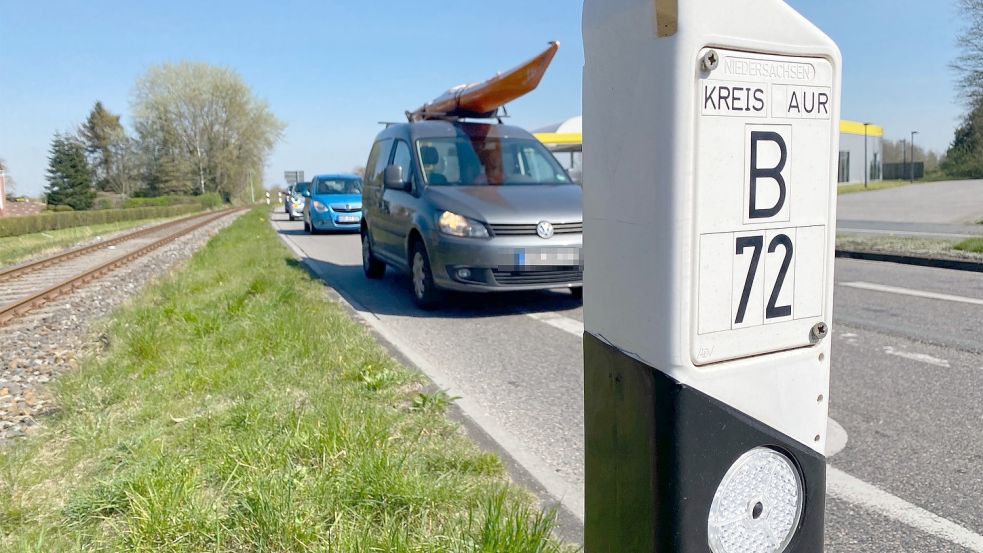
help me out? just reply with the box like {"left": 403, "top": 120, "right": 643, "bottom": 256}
{"left": 863, "top": 122, "right": 871, "bottom": 190}
{"left": 910, "top": 130, "right": 919, "bottom": 183}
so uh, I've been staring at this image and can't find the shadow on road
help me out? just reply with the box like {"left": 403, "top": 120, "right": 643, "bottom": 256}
{"left": 293, "top": 256, "right": 583, "bottom": 320}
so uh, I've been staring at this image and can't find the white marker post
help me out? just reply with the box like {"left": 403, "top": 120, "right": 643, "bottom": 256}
{"left": 583, "top": 1, "right": 840, "bottom": 551}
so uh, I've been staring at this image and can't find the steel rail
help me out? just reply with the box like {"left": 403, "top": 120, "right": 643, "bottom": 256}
{"left": 0, "top": 210, "right": 225, "bottom": 284}
{"left": 0, "top": 208, "right": 243, "bottom": 326}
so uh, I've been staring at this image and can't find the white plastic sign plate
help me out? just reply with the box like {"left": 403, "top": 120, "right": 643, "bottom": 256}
{"left": 693, "top": 49, "right": 833, "bottom": 365}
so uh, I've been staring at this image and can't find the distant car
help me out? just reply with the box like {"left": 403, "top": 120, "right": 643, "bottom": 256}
{"left": 284, "top": 182, "right": 310, "bottom": 220}
{"left": 302, "top": 174, "right": 363, "bottom": 233}
{"left": 360, "top": 120, "right": 583, "bottom": 309}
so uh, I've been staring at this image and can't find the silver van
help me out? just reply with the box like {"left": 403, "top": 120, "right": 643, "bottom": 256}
{"left": 360, "top": 120, "right": 583, "bottom": 309}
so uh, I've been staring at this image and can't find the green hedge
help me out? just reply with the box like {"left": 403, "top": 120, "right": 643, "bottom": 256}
{"left": 0, "top": 204, "right": 206, "bottom": 238}
{"left": 122, "top": 193, "right": 223, "bottom": 210}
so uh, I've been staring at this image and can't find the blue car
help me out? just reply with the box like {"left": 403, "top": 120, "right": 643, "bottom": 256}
{"left": 303, "top": 174, "right": 363, "bottom": 233}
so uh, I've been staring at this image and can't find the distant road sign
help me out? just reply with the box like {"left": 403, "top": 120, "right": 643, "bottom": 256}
{"left": 284, "top": 171, "right": 304, "bottom": 185}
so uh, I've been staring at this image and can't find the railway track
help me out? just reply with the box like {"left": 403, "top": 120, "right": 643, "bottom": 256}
{"left": 0, "top": 208, "right": 242, "bottom": 326}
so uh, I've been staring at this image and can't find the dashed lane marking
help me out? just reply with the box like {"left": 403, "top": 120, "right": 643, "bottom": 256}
{"left": 841, "top": 281, "right": 983, "bottom": 307}
{"left": 882, "top": 345, "right": 951, "bottom": 368}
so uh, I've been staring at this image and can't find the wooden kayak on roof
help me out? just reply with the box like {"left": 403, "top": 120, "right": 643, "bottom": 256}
{"left": 409, "top": 41, "right": 560, "bottom": 121}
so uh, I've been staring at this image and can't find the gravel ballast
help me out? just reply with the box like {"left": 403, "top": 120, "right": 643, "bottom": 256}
{"left": 0, "top": 211, "right": 244, "bottom": 443}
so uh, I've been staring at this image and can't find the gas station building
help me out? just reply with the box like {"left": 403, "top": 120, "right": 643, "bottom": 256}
{"left": 536, "top": 116, "right": 883, "bottom": 186}
{"left": 837, "top": 120, "right": 884, "bottom": 184}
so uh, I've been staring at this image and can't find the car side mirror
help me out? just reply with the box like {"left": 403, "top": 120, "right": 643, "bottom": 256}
{"left": 302, "top": 190, "right": 311, "bottom": 198}
{"left": 383, "top": 165, "right": 410, "bottom": 191}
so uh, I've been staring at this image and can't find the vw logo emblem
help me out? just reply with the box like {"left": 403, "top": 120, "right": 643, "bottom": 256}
{"left": 536, "top": 221, "right": 554, "bottom": 239}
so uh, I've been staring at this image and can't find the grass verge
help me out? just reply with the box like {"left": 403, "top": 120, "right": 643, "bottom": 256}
{"left": 0, "top": 208, "right": 571, "bottom": 552}
{"left": 837, "top": 179, "right": 924, "bottom": 195}
{"left": 836, "top": 234, "right": 983, "bottom": 261}
{"left": 955, "top": 237, "right": 983, "bottom": 253}
{"left": 0, "top": 216, "right": 190, "bottom": 267}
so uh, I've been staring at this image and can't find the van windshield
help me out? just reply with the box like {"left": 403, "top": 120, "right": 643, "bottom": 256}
{"left": 416, "top": 136, "right": 571, "bottom": 186}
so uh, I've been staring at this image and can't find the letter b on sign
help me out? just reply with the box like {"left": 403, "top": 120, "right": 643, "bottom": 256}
{"left": 744, "top": 126, "right": 791, "bottom": 223}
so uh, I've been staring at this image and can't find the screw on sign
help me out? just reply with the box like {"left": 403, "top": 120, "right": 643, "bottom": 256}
{"left": 582, "top": 1, "right": 840, "bottom": 552}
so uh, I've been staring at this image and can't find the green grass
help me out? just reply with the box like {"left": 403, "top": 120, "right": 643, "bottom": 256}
{"left": 0, "top": 217, "right": 180, "bottom": 267}
{"left": 837, "top": 179, "right": 924, "bottom": 195}
{"left": 0, "top": 208, "right": 572, "bottom": 552}
{"left": 955, "top": 237, "right": 983, "bottom": 253}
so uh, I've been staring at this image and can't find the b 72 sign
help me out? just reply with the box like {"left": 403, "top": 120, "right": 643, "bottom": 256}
{"left": 693, "top": 49, "right": 835, "bottom": 365}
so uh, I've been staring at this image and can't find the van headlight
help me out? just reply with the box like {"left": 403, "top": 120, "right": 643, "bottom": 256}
{"left": 312, "top": 200, "right": 328, "bottom": 213}
{"left": 438, "top": 211, "right": 489, "bottom": 238}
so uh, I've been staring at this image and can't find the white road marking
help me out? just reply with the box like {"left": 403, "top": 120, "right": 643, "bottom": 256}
{"left": 882, "top": 346, "right": 951, "bottom": 368}
{"left": 842, "top": 281, "right": 983, "bottom": 307}
{"left": 827, "top": 467, "right": 983, "bottom": 552}
{"left": 524, "top": 311, "right": 585, "bottom": 337}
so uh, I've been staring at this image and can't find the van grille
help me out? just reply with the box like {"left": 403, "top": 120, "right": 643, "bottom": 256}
{"left": 491, "top": 269, "right": 583, "bottom": 285}
{"left": 489, "top": 222, "right": 582, "bottom": 236}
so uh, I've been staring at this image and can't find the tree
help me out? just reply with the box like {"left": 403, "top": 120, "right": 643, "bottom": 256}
{"left": 78, "top": 101, "right": 138, "bottom": 195}
{"left": 131, "top": 62, "right": 284, "bottom": 200}
{"left": 45, "top": 134, "right": 96, "bottom": 210}
{"left": 882, "top": 139, "right": 942, "bottom": 172}
{"left": 942, "top": 99, "right": 983, "bottom": 178}
{"left": 954, "top": 0, "right": 983, "bottom": 104}
{"left": 944, "top": 0, "right": 983, "bottom": 177}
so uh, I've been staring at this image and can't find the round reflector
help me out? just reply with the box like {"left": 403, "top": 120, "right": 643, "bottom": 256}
{"left": 707, "top": 447, "right": 803, "bottom": 553}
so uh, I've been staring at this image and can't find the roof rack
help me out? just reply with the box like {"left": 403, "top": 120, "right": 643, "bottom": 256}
{"left": 403, "top": 105, "right": 511, "bottom": 124}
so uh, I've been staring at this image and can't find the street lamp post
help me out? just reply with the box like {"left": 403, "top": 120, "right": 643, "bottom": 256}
{"left": 910, "top": 130, "right": 919, "bottom": 183}
{"left": 901, "top": 138, "right": 907, "bottom": 180}
{"left": 863, "top": 122, "right": 871, "bottom": 190}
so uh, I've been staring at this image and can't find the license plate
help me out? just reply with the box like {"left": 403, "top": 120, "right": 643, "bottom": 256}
{"left": 337, "top": 215, "right": 359, "bottom": 223}
{"left": 515, "top": 248, "right": 580, "bottom": 267}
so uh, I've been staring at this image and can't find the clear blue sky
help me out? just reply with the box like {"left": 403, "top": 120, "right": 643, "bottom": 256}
{"left": 0, "top": 0, "right": 966, "bottom": 196}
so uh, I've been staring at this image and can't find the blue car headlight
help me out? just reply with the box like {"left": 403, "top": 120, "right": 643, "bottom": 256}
{"left": 312, "top": 200, "right": 329, "bottom": 213}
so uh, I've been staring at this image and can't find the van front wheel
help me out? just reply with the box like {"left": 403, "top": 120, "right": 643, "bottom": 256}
{"left": 410, "top": 241, "right": 441, "bottom": 310}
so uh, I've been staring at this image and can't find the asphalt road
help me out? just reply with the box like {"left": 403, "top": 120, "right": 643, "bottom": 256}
{"left": 273, "top": 213, "right": 983, "bottom": 552}
{"left": 838, "top": 179, "right": 983, "bottom": 239}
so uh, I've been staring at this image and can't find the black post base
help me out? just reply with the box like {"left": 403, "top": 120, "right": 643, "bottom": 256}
{"left": 584, "top": 332, "right": 826, "bottom": 552}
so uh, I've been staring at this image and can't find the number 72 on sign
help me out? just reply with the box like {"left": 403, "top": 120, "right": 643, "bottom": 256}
{"left": 699, "top": 226, "right": 825, "bottom": 333}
